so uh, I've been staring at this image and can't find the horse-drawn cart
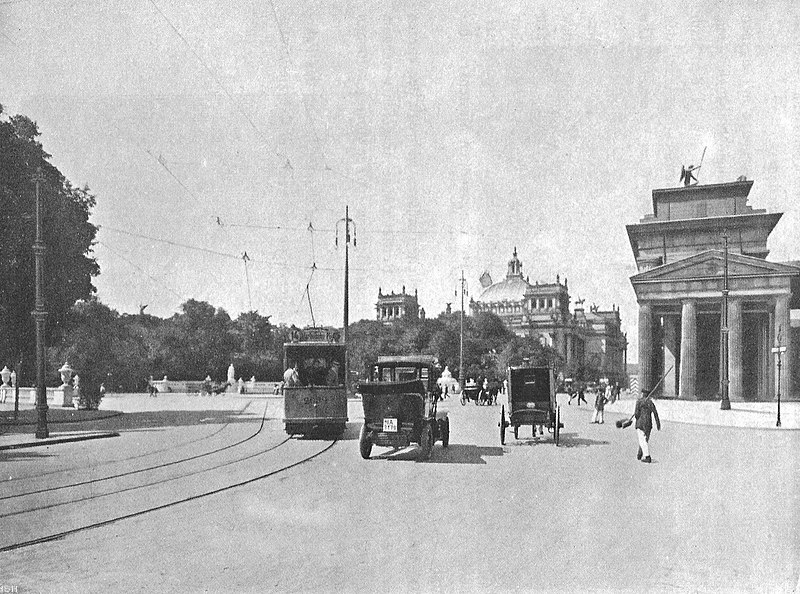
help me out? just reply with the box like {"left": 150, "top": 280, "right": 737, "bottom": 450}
{"left": 499, "top": 366, "right": 562, "bottom": 445}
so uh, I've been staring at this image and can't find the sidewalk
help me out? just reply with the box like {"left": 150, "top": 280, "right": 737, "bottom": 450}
{"left": 600, "top": 394, "right": 799, "bottom": 430}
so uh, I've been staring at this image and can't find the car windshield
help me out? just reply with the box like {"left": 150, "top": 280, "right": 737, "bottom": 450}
{"left": 377, "top": 365, "right": 422, "bottom": 382}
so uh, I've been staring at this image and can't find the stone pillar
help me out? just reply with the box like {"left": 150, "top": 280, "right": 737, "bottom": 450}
{"left": 662, "top": 315, "right": 678, "bottom": 398}
{"left": 679, "top": 300, "right": 697, "bottom": 400}
{"left": 728, "top": 299, "right": 743, "bottom": 401}
{"left": 775, "top": 294, "right": 792, "bottom": 401}
{"left": 638, "top": 303, "right": 653, "bottom": 396}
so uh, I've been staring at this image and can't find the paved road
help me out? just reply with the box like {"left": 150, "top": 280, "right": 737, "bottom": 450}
{"left": 1, "top": 394, "right": 798, "bottom": 593}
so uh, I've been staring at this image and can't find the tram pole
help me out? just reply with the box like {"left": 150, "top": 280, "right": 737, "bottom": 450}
{"left": 336, "top": 206, "right": 356, "bottom": 393}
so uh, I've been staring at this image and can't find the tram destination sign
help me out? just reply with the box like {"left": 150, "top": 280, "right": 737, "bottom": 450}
{"left": 290, "top": 327, "right": 341, "bottom": 343}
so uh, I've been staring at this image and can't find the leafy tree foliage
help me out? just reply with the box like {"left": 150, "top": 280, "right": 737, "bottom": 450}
{"left": 0, "top": 105, "right": 99, "bottom": 383}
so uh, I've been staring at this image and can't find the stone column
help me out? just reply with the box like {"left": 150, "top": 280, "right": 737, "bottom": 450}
{"left": 775, "top": 294, "right": 792, "bottom": 401}
{"left": 638, "top": 303, "right": 653, "bottom": 396}
{"left": 662, "top": 315, "right": 678, "bottom": 398}
{"left": 728, "top": 299, "right": 743, "bottom": 401}
{"left": 679, "top": 300, "right": 697, "bottom": 400}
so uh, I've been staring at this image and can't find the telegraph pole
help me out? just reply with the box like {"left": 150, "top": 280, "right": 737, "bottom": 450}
{"left": 32, "top": 167, "right": 49, "bottom": 438}
{"left": 336, "top": 206, "right": 356, "bottom": 393}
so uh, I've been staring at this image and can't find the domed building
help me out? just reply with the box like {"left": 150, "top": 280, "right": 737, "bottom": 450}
{"left": 470, "top": 248, "right": 627, "bottom": 383}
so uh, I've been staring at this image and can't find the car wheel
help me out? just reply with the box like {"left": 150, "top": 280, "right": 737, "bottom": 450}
{"left": 419, "top": 422, "right": 433, "bottom": 460}
{"left": 499, "top": 406, "right": 506, "bottom": 445}
{"left": 514, "top": 425, "right": 519, "bottom": 440}
{"left": 441, "top": 418, "right": 450, "bottom": 448}
{"left": 359, "top": 424, "right": 372, "bottom": 459}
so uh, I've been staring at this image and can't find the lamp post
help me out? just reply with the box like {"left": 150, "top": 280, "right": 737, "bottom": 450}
{"left": 32, "top": 167, "right": 49, "bottom": 438}
{"left": 720, "top": 231, "right": 731, "bottom": 411}
{"left": 772, "top": 329, "right": 786, "bottom": 428}
{"left": 336, "top": 206, "right": 356, "bottom": 394}
{"left": 457, "top": 271, "right": 468, "bottom": 386}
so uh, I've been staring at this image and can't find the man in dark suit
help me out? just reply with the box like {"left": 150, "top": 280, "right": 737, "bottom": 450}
{"left": 634, "top": 389, "right": 661, "bottom": 463}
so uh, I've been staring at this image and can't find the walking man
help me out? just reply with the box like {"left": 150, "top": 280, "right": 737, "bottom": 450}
{"left": 576, "top": 384, "right": 587, "bottom": 406}
{"left": 591, "top": 386, "right": 607, "bottom": 424}
{"left": 632, "top": 389, "right": 661, "bottom": 463}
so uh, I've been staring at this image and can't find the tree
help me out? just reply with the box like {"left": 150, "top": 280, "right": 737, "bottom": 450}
{"left": 161, "top": 300, "right": 238, "bottom": 380}
{"left": 48, "top": 299, "right": 149, "bottom": 407}
{"left": 0, "top": 106, "right": 99, "bottom": 382}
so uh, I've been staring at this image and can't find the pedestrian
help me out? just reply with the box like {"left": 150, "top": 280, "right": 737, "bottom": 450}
{"left": 591, "top": 387, "right": 607, "bottom": 424}
{"left": 567, "top": 385, "right": 575, "bottom": 405}
{"left": 147, "top": 375, "right": 157, "bottom": 398}
{"left": 577, "top": 384, "right": 587, "bottom": 406}
{"left": 631, "top": 389, "right": 661, "bottom": 463}
{"left": 605, "top": 382, "right": 613, "bottom": 406}
{"left": 203, "top": 375, "right": 212, "bottom": 396}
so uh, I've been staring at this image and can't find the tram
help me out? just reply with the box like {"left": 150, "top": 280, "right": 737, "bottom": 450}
{"left": 283, "top": 327, "right": 348, "bottom": 437}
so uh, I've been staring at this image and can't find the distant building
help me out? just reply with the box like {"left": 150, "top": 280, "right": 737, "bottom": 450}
{"left": 470, "top": 248, "right": 627, "bottom": 383}
{"left": 627, "top": 177, "right": 799, "bottom": 400}
{"left": 376, "top": 286, "right": 421, "bottom": 323}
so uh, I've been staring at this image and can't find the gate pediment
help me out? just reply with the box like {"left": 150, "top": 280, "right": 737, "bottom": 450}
{"left": 632, "top": 250, "right": 800, "bottom": 283}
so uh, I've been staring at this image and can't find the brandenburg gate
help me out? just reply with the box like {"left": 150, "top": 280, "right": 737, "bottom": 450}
{"left": 627, "top": 178, "right": 799, "bottom": 401}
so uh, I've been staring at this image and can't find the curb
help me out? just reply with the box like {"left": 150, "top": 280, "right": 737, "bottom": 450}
{"left": 0, "top": 431, "right": 120, "bottom": 451}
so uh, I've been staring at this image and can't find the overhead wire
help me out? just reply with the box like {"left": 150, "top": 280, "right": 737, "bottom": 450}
{"left": 97, "top": 241, "right": 185, "bottom": 301}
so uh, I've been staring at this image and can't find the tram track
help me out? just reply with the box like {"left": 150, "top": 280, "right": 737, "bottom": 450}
{"left": 0, "top": 434, "right": 292, "bottom": 519}
{"left": 0, "top": 398, "right": 272, "bottom": 494}
{"left": 0, "top": 438, "right": 338, "bottom": 553}
{"left": 1, "top": 398, "right": 264, "bottom": 484}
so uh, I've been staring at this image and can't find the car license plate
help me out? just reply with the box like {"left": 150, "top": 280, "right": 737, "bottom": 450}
{"left": 383, "top": 418, "right": 398, "bottom": 432}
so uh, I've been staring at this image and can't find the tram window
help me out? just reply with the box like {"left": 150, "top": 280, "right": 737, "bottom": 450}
{"left": 396, "top": 367, "right": 418, "bottom": 382}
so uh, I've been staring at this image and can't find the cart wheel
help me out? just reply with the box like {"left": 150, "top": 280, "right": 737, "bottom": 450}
{"left": 419, "top": 422, "right": 433, "bottom": 460}
{"left": 554, "top": 406, "right": 561, "bottom": 446}
{"left": 514, "top": 425, "right": 519, "bottom": 440}
{"left": 441, "top": 418, "right": 450, "bottom": 448}
{"left": 460, "top": 394, "right": 466, "bottom": 406}
{"left": 499, "top": 406, "right": 506, "bottom": 445}
{"left": 359, "top": 424, "right": 372, "bottom": 459}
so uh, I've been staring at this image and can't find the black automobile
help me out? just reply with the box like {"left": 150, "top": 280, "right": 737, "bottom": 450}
{"left": 357, "top": 355, "right": 449, "bottom": 460}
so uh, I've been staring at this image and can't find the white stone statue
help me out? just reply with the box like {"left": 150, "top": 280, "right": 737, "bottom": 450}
{"left": 72, "top": 374, "right": 81, "bottom": 408}
{"left": 0, "top": 366, "right": 11, "bottom": 387}
{"left": 227, "top": 363, "right": 236, "bottom": 385}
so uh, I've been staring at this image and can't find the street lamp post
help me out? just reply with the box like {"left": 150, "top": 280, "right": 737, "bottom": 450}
{"left": 772, "top": 330, "right": 786, "bottom": 428}
{"left": 32, "top": 167, "right": 49, "bottom": 438}
{"left": 720, "top": 231, "right": 731, "bottom": 411}
{"left": 458, "top": 271, "right": 467, "bottom": 386}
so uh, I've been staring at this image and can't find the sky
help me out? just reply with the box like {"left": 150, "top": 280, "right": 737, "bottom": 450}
{"left": 2, "top": 0, "right": 799, "bottom": 363}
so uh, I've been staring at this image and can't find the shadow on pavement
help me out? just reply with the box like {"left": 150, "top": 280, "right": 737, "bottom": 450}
{"left": 1, "top": 409, "right": 266, "bottom": 435}
{"left": 0, "top": 450, "right": 55, "bottom": 462}
{"left": 552, "top": 432, "right": 610, "bottom": 448}
{"left": 290, "top": 422, "right": 359, "bottom": 441}
{"left": 425, "top": 443, "right": 503, "bottom": 464}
